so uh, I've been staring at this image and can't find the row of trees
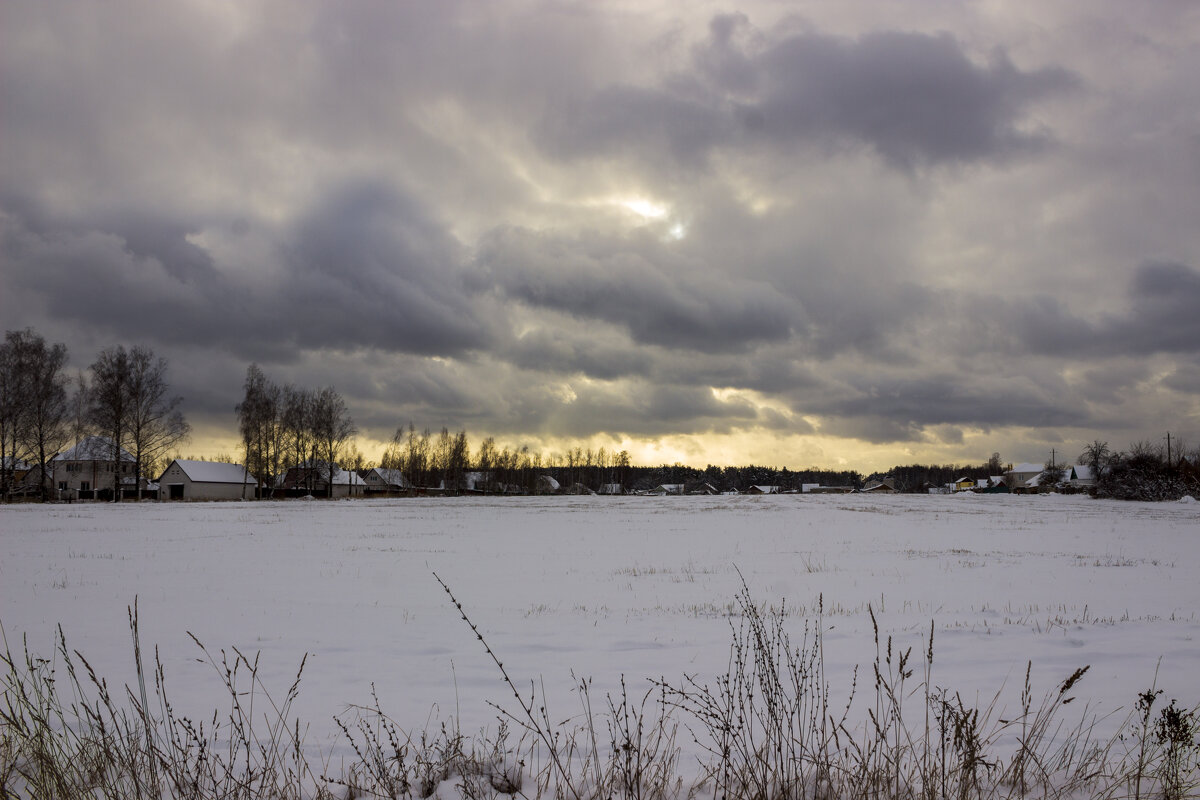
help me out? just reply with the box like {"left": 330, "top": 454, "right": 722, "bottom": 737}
{"left": 1, "top": 328, "right": 189, "bottom": 501}
{"left": 237, "top": 365, "right": 357, "bottom": 497}
{"left": 1080, "top": 439, "right": 1199, "bottom": 501}
{"left": 378, "top": 424, "right": 636, "bottom": 493}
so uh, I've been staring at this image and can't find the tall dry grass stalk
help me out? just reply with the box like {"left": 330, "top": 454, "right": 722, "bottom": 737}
{"left": 2, "top": 580, "right": 1197, "bottom": 800}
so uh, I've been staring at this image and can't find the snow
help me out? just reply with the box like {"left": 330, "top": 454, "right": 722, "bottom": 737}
{"left": 2, "top": 494, "right": 1198, "bottom": 769}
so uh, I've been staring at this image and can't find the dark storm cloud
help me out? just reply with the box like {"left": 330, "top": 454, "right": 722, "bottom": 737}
{"left": 1006, "top": 261, "right": 1200, "bottom": 358}
{"left": 277, "top": 181, "right": 487, "bottom": 354}
{"left": 749, "top": 30, "right": 1076, "bottom": 168}
{"left": 476, "top": 226, "right": 799, "bottom": 351}
{"left": 0, "top": 181, "right": 488, "bottom": 359}
{"left": 536, "top": 19, "right": 1076, "bottom": 170}
{"left": 805, "top": 373, "right": 1084, "bottom": 444}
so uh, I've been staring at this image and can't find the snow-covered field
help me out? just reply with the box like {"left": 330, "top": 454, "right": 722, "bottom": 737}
{"left": 2, "top": 494, "right": 1197, "bottom": 767}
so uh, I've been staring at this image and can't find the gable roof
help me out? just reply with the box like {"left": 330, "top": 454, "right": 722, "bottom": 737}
{"left": 368, "top": 467, "right": 410, "bottom": 487}
{"left": 54, "top": 435, "right": 134, "bottom": 462}
{"left": 165, "top": 459, "right": 257, "bottom": 485}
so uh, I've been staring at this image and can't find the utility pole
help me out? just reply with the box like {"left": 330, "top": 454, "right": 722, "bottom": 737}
{"left": 1164, "top": 432, "right": 1172, "bottom": 466}
{"left": 1050, "top": 448, "right": 1056, "bottom": 468}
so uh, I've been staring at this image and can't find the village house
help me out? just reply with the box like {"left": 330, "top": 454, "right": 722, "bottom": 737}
{"left": 1005, "top": 463, "right": 1045, "bottom": 494}
{"left": 363, "top": 467, "right": 411, "bottom": 494}
{"left": 159, "top": 459, "right": 258, "bottom": 501}
{"left": 278, "top": 462, "right": 365, "bottom": 498}
{"left": 52, "top": 435, "right": 135, "bottom": 499}
{"left": 1068, "top": 465, "right": 1096, "bottom": 491}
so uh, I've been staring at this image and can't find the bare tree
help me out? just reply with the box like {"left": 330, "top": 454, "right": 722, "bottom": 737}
{"left": 236, "top": 364, "right": 280, "bottom": 498}
{"left": 311, "top": 386, "right": 355, "bottom": 498}
{"left": 126, "top": 346, "right": 190, "bottom": 498}
{"left": 1078, "top": 440, "right": 1111, "bottom": 479}
{"left": 449, "top": 429, "right": 470, "bottom": 492}
{"left": 87, "top": 346, "right": 133, "bottom": 500}
{"left": 280, "top": 385, "right": 316, "bottom": 491}
{"left": 23, "top": 334, "right": 71, "bottom": 500}
{"left": 0, "top": 329, "right": 69, "bottom": 500}
{"left": 0, "top": 331, "right": 32, "bottom": 499}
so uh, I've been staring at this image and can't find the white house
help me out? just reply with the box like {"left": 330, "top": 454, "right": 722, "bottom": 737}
{"left": 363, "top": 467, "right": 411, "bottom": 494}
{"left": 52, "top": 436, "right": 135, "bottom": 499}
{"left": 1005, "top": 463, "right": 1044, "bottom": 494}
{"left": 159, "top": 459, "right": 258, "bottom": 501}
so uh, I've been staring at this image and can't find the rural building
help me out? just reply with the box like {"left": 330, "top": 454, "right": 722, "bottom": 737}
{"left": 745, "top": 485, "right": 779, "bottom": 495}
{"left": 1068, "top": 465, "right": 1095, "bottom": 490}
{"left": 1005, "top": 463, "right": 1044, "bottom": 494}
{"left": 363, "top": 467, "right": 411, "bottom": 494}
{"left": 535, "top": 475, "right": 561, "bottom": 494}
{"left": 279, "top": 462, "right": 366, "bottom": 497}
{"left": 598, "top": 483, "right": 625, "bottom": 495}
{"left": 52, "top": 436, "right": 135, "bottom": 499}
{"left": 159, "top": 459, "right": 258, "bottom": 501}
{"left": 952, "top": 476, "right": 977, "bottom": 492}
{"left": 862, "top": 480, "right": 896, "bottom": 493}
{"left": 651, "top": 483, "right": 686, "bottom": 495}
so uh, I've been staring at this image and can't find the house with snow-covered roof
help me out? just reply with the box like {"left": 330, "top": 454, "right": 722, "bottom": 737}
{"left": 159, "top": 459, "right": 258, "bottom": 501}
{"left": 1067, "top": 465, "right": 1096, "bottom": 490}
{"left": 1005, "top": 463, "right": 1044, "bottom": 494}
{"left": 279, "top": 462, "right": 365, "bottom": 498}
{"left": 363, "top": 467, "right": 411, "bottom": 494}
{"left": 52, "top": 435, "right": 135, "bottom": 499}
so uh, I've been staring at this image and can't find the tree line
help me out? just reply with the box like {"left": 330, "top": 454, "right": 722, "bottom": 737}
{"left": 1, "top": 328, "right": 189, "bottom": 501}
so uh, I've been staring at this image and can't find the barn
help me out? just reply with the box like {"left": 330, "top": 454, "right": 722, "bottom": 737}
{"left": 159, "top": 459, "right": 258, "bottom": 501}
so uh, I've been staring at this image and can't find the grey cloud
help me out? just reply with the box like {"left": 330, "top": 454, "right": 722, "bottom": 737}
{"left": 1006, "top": 261, "right": 1200, "bottom": 358}
{"left": 502, "top": 324, "right": 654, "bottom": 381}
{"left": 751, "top": 31, "right": 1076, "bottom": 168}
{"left": 476, "top": 226, "right": 800, "bottom": 351}
{"left": 1, "top": 180, "right": 489, "bottom": 359}
{"left": 535, "top": 19, "right": 1076, "bottom": 171}
{"left": 278, "top": 181, "right": 487, "bottom": 355}
{"left": 801, "top": 372, "right": 1085, "bottom": 444}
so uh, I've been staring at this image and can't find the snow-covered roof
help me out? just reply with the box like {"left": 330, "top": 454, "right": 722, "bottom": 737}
{"left": 954, "top": 476, "right": 975, "bottom": 483}
{"left": 1009, "top": 463, "right": 1044, "bottom": 474}
{"left": 368, "top": 467, "right": 409, "bottom": 487}
{"left": 167, "top": 459, "right": 257, "bottom": 485}
{"left": 330, "top": 468, "right": 364, "bottom": 486}
{"left": 1071, "top": 465, "right": 1094, "bottom": 481}
{"left": 54, "top": 435, "right": 134, "bottom": 462}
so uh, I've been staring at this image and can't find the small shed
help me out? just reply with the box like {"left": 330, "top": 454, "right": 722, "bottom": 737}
{"left": 159, "top": 459, "right": 257, "bottom": 501}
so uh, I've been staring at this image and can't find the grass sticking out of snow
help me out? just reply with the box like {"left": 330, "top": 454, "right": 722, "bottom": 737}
{"left": 4, "top": 584, "right": 1198, "bottom": 800}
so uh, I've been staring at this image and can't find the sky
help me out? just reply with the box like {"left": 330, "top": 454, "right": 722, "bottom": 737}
{"left": 2, "top": 0, "right": 1199, "bottom": 473}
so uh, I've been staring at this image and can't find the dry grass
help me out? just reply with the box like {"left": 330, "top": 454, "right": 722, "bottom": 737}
{"left": 2, "top": 583, "right": 1197, "bottom": 800}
